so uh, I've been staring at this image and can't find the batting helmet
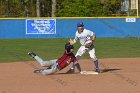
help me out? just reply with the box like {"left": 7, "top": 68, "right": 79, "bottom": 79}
{"left": 65, "top": 43, "right": 74, "bottom": 51}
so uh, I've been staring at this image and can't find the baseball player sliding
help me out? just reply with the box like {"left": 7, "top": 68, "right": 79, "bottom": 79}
{"left": 28, "top": 43, "right": 81, "bottom": 75}
{"left": 69, "top": 22, "right": 100, "bottom": 72}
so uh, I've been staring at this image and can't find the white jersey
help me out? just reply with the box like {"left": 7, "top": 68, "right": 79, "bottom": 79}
{"left": 74, "top": 29, "right": 95, "bottom": 45}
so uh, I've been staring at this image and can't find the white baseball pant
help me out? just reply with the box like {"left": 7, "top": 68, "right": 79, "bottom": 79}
{"left": 75, "top": 45, "right": 97, "bottom": 61}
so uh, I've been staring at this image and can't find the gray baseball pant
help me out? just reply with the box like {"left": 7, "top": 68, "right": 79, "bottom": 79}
{"left": 34, "top": 56, "right": 58, "bottom": 75}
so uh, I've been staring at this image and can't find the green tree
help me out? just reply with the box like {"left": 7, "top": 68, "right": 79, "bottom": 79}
{"left": 101, "top": 0, "right": 121, "bottom": 14}
{"left": 0, "top": 0, "right": 122, "bottom": 17}
{"left": 56, "top": 0, "right": 121, "bottom": 17}
{"left": 6, "top": 0, "right": 24, "bottom": 17}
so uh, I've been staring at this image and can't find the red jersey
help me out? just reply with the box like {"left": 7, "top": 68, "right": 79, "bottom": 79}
{"left": 57, "top": 51, "right": 76, "bottom": 70}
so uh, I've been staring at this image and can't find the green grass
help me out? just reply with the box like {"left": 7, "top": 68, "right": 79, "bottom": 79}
{"left": 0, "top": 38, "right": 140, "bottom": 63}
{"left": 95, "top": 38, "right": 140, "bottom": 58}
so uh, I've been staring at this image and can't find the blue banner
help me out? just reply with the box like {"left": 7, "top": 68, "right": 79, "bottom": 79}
{"left": 26, "top": 19, "right": 56, "bottom": 34}
{"left": 0, "top": 18, "right": 140, "bottom": 38}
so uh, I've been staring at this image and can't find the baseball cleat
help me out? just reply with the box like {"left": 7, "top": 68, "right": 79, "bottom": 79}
{"left": 95, "top": 69, "right": 100, "bottom": 73}
{"left": 33, "top": 69, "right": 43, "bottom": 73}
{"left": 28, "top": 52, "right": 36, "bottom": 58}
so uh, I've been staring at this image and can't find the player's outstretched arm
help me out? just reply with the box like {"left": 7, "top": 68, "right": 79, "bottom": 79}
{"left": 92, "top": 34, "right": 96, "bottom": 41}
{"left": 66, "top": 63, "right": 81, "bottom": 74}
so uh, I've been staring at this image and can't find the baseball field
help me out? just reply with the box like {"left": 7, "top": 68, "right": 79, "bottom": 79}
{"left": 0, "top": 38, "right": 140, "bottom": 93}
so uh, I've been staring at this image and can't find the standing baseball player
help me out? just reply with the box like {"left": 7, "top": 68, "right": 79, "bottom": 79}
{"left": 28, "top": 43, "right": 81, "bottom": 75}
{"left": 69, "top": 22, "right": 100, "bottom": 72}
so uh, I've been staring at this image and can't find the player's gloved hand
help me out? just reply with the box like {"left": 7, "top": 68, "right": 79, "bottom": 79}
{"left": 66, "top": 68, "right": 75, "bottom": 74}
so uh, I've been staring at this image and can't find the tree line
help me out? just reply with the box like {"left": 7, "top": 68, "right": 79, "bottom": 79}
{"left": 0, "top": 0, "right": 135, "bottom": 17}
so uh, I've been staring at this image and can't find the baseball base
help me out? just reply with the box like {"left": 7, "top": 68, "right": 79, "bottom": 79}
{"left": 80, "top": 71, "right": 98, "bottom": 75}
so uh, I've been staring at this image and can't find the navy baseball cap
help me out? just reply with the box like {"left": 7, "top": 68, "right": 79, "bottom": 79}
{"left": 77, "top": 22, "right": 84, "bottom": 27}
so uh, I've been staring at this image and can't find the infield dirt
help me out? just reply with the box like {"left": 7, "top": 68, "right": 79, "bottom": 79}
{"left": 0, "top": 58, "right": 140, "bottom": 93}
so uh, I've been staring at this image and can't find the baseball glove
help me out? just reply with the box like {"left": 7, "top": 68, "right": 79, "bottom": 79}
{"left": 85, "top": 40, "right": 93, "bottom": 48}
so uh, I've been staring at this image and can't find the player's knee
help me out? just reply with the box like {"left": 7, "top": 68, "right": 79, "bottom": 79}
{"left": 41, "top": 64, "right": 46, "bottom": 67}
{"left": 76, "top": 52, "right": 82, "bottom": 57}
{"left": 76, "top": 55, "right": 81, "bottom": 61}
{"left": 40, "top": 62, "right": 47, "bottom": 67}
{"left": 90, "top": 55, "right": 97, "bottom": 61}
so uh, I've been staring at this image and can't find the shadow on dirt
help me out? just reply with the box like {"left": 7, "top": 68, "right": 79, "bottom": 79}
{"left": 101, "top": 68, "right": 121, "bottom": 73}
{"left": 33, "top": 68, "right": 121, "bottom": 75}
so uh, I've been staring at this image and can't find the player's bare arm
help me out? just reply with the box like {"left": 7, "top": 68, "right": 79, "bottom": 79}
{"left": 69, "top": 39, "right": 76, "bottom": 45}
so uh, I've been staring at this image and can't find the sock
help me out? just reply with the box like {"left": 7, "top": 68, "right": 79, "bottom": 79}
{"left": 72, "top": 63, "right": 75, "bottom": 69}
{"left": 94, "top": 60, "right": 99, "bottom": 70}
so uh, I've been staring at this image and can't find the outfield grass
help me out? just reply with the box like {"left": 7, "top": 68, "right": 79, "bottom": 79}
{"left": 0, "top": 38, "right": 140, "bottom": 62}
